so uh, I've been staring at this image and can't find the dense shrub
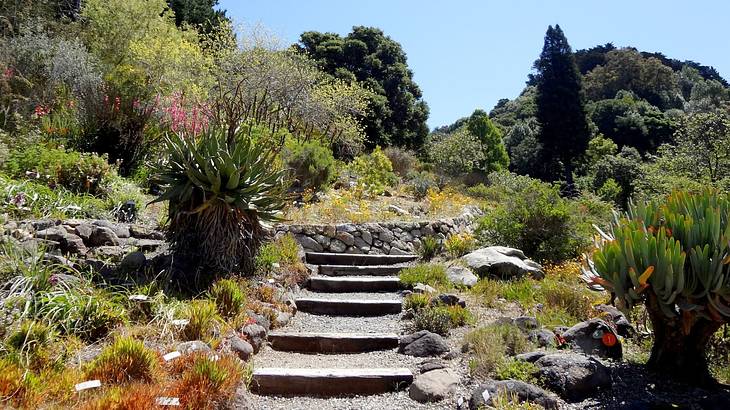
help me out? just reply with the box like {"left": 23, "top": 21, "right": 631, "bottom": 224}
{"left": 427, "top": 129, "right": 485, "bottom": 176}
{"left": 412, "top": 307, "right": 452, "bottom": 336}
{"left": 475, "top": 172, "right": 602, "bottom": 262}
{"left": 255, "top": 234, "right": 304, "bottom": 276}
{"left": 444, "top": 233, "right": 476, "bottom": 258}
{"left": 403, "top": 293, "right": 431, "bottom": 311}
{"left": 418, "top": 236, "right": 441, "bottom": 261}
{"left": 382, "top": 146, "right": 418, "bottom": 177}
{"left": 172, "top": 354, "right": 243, "bottom": 409}
{"left": 182, "top": 300, "right": 219, "bottom": 341}
{"left": 85, "top": 337, "right": 159, "bottom": 384}
{"left": 349, "top": 146, "right": 398, "bottom": 195}
{"left": 466, "top": 324, "right": 533, "bottom": 378}
{"left": 406, "top": 170, "right": 440, "bottom": 200}
{"left": 399, "top": 263, "right": 448, "bottom": 287}
{"left": 5, "top": 145, "right": 110, "bottom": 194}
{"left": 37, "top": 289, "right": 127, "bottom": 341}
{"left": 283, "top": 140, "right": 336, "bottom": 191}
{"left": 209, "top": 279, "right": 246, "bottom": 319}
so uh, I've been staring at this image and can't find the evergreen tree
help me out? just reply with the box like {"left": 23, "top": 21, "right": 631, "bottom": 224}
{"left": 533, "top": 25, "right": 590, "bottom": 189}
{"left": 466, "top": 109, "right": 509, "bottom": 172}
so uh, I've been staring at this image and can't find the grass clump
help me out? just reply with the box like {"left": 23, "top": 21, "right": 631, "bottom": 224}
{"left": 438, "top": 304, "right": 473, "bottom": 327}
{"left": 466, "top": 323, "right": 533, "bottom": 378}
{"left": 79, "top": 383, "right": 161, "bottom": 410}
{"left": 444, "top": 232, "right": 475, "bottom": 258}
{"left": 495, "top": 359, "right": 541, "bottom": 384}
{"left": 418, "top": 236, "right": 441, "bottom": 261}
{"left": 172, "top": 354, "right": 243, "bottom": 409}
{"left": 85, "top": 337, "right": 158, "bottom": 384}
{"left": 209, "top": 279, "right": 247, "bottom": 319}
{"left": 399, "top": 263, "right": 449, "bottom": 287}
{"left": 412, "top": 307, "right": 452, "bottom": 336}
{"left": 182, "top": 300, "right": 219, "bottom": 341}
{"left": 403, "top": 293, "right": 431, "bottom": 311}
{"left": 6, "top": 321, "right": 53, "bottom": 353}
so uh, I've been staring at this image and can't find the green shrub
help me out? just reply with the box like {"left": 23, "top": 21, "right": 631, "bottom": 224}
{"left": 6, "top": 321, "right": 53, "bottom": 353}
{"left": 209, "top": 279, "right": 246, "bottom": 318}
{"left": 435, "top": 304, "right": 473, "bottom": 327}
{"left": 36, "top": 289, "right": 127, "bottom": 341}
{"left": 0, "top": 174, "right": 107, "bottom": 219}
{"left": 383, "top": 146, "right": 418, "bottom": 177}
{"left": 475, "top": 172, "right": 594, "bottom": 262}
{"left": 406, "top": 170, "right": 439, "bottom": 200}
{"left": 418, "top": 236, "right": 441, "bottom": 261}
{"left": 85, "top": 337, "right": 158, "bottom": 384}
{"left": 403, "top": 293, "right": 431, "bottom": 311}
{"left": 283, "top": 140, "right": 336, "bottom": 191}
{"left": 349, "top": 146, "right": 398, "bottom": 195}
{"left": 399, "top": 263, "right": 448, "bottom": 287}
{"left": 152, "top": 127, "right": 288, "bottom": 280}
{"left": 255, "top": 234, "right": 302, "bottom": 274}
{"left": 444, "top": 232, "right": 476, "bottom": 258}
{"left": 495, "top": 359, "right": 540, "bottom": 383}
{"left": 5, "top": 144, "right": 110, "bottom": 194}
{"left": 183, "top": 300, "right": 219, "bottom": 341}
{"left": 412, "top": 307, "right": 452, "bottom": 336}
{"left": 466, "top": 323, "right": 533, "bottom": 378}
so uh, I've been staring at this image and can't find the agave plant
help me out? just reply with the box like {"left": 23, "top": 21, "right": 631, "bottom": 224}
{"left": 582, "top": 189, "right": 730, "bottom": 385}
{"left": 153, "top": 127, "right": 288, "bottom": 283}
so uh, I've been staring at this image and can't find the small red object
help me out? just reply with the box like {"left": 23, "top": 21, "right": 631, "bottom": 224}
{"left": 602, "top": 332, "right": 617, "bottom": 347}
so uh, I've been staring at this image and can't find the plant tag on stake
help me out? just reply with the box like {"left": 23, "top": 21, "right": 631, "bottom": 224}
{"left": 75, "top": 380, "right": 101, "bottom": 391}
{"left": 129, "top": 294, "right": 149, "bottom": 301}
{"left": 156, "top": 397, "right": 180, "bottom": 406}
{"left": 163, "top": 351, "right": 181, "bottom": 361}
{"left": 482, "top": 389, "right": 490, "bottom": 402}
{"left": 171, "top": 319, "right": 189, "bottom": 327}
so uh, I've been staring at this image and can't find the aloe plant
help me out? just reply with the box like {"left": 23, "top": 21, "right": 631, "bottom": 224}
{"left": 153, "top": 127, "right": 288, "bottom": 284}
{"left": 582, "top": 189, "right": 730, "bottom": 385}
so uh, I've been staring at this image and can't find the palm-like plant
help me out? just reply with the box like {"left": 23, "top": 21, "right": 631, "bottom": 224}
{"left": 582, "top": 189, "right": 730, "bottom": 385}
{"left": 153, "top": 127, "right": 288, "bottom": 283}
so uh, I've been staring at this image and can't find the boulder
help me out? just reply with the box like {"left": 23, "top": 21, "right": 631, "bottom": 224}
{"left": 34, "top": 226, "right": 67, "bottom": 242}
{"left": 399, "top": 331, "right": 449, "bottom": 357}
{"left": 120, "top": 251, "right": 146, "bottom": 272}
{"left": 230, "top": 335, "right": 254, "bottom": 361}
{"left": 178, "top": 340, "right": 212, "bottom": 354}
{"left": 515, "top": 351, "right": 548, "bottom": 363}
{"left": 246, "top": 311, "right": 271, "bottom": 331}
{"left": 528, "top": 328, "right": 556, "bottom": 348}
{"left": 419, "top": 359, "right": 446, "bottom": 373}
{"left": 408, "top": 368, "right": 458, "bottom": 403}
{"left": 594, "top": 304, "right": 635, "bottom": 337}
{"left": 295, "top": 235, "right": 323, "bottom": 252}
{"left": 413, "top": 283, "right": 437, "bottom": 294}
{"left": 61, "top": 234, "right": 88, "bottom": 255}
{"left": 94, "top": 245, "right": 125, "bottom": 259}
{"left": 388, "top": 205, "right": 409, "bottom": 216}
{"left": 445, "top": 265, "right": 479, "bottom": 287}
{"left": 75, "top": 223, "right": 94, "bottom": 242}
{"left": 512, "top": 316, "right": 540, "bottom": 332}
{"left": 329, "top": 239, "right": 347, "bottom": 252}
{"left": 462, "top": 246, "right": 544, "bottom": 279}
{"left": 274, "top": 311, "right": 293, "bottom": 328}
{"left": 335, "top": 231, "right": 355, "bottom": 246}
{"left": 561, "top": 318, "right": 622, "bottom": 359}
{"left": 88, "top": 226, "right": 121, "bottom": 246}
{"left": 430, "top": 293, "right": 466, "bottom": 308}
{"left": 31, "top": 219, "right": 58, "bottom": 231}
{"left": 469, "top": 379, "right": 559, "bottom": 410}
{"left": 242, "top": 324, "right": 267, "bottom": 353}
{"left": 534, "top": 353, "right": 612, "bottom": 401}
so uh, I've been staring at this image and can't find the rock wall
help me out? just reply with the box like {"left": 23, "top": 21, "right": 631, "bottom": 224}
{"left": 274, "top": 207, "right": 482, "bottom": 255}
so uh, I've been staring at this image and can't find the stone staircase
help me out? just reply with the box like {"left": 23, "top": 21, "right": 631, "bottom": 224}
{"left": 250, "top": 251, "right": 418, "bottom": 397}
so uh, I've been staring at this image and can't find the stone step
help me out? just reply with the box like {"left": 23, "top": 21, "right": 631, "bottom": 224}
{"left": 268, "top": 332, "right": 399, "bottom": 353}
{"left": 318, "top": 264, "right": 405, "bottom": 276}
{"left": 295, "top": 297, "right": 402, "bottom": 316}
{"left": 250, "top": 368, "right": 413, "bottom": 396}
{"left": 308, "top": 276, "right": 402, "bottom": 293}
{"left": 305, "top": 252, "right": 417, "bottom": 266}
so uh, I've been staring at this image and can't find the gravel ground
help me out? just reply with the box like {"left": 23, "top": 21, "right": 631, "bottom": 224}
{"left": 284, "top": 311, "right": 406, "bottom": 334}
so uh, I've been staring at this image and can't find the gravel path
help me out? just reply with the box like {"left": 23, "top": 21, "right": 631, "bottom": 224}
{"left": 284, "top": 311, "right": 406, "bottom": 334}
{"left": 295, "top": 289, "right": 404, "bottom": 301}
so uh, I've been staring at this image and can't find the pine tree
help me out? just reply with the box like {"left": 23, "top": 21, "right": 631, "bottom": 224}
{"left": 533, "top": 25, "right": 590, "bottom": 189}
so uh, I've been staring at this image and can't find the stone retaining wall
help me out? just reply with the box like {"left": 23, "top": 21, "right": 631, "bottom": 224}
{"left": 274, "top": 207, "right": 482, "bottom": 255}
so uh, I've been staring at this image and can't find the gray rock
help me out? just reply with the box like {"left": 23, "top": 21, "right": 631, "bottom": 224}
{"left": 463, "top": 246, "right": 544, "bottom": 279}
{"left": 246, "top": 311, "right": 271, "bottom": 331}
{"left": 242, "top": 324, "right": 267, "bottom": 352}
{"left": 88, "top": 226, "right": 121, "bottom": 246}
{"left": 431, "top": 293, "right": 466, "bottom": 308}
{"left": 513, "top": 316, "right": 540, "bottom": 332}
{"left": 129, "top": 224, "right": 164, "bottom": 240}
{"left": 561, "top": 318, "right": 622, "bottom": 359}
{"left": 419, "top": 359, "right": 446, "bottom": 373}
{"left": 62, "top": 234, "right": 88, "bottom": 254}
{"left": 469, "top": 379, "right": 559, "bottom": 410}
{"left": 515, "top": 351, "right": 548, "bottom": 363}
{"left": 31, "top": 219, "right": 58, "bottom": 231}
{"left": 594, "top": 304, "right": 634, "bottom": 337}
{"left": 535, "top": 353, "right": 612, "bottom": 401}
{"left": 94, "top": 246, "right": 125, "bottom": 259}
{"left": 409, "top": 368, "right": 458, "bottom": 403}
{"left": 335, "top": 231, "right": 355, "bottom": 246}
{"left": 399, "top": 331, "right": 449, "bottom": 357}
{"left": 274, "top": 311, "right": 293, "bottom": 328}
{"left": 529, "top": 328, "right": 556, "bottom": 348}
{"left": 329, "top": 238, "right": 347, "bottom": 252}
{"left": 390, "top": 247, "right": 411, "bottom": 255}
{"left": 75, "top": 223, "right": 94, "bottom": 241}
{"left": 34, "top": 226, "right": 67, "bottom": 242}
{"left": 314, "top": 234, "right": 330, "bottom": 246}
{"left": 120, "top": 251, "right": 146, "bottom": 271}
{"left": 379, "top": 230, "right": 395, "bottom": 243}
{"left": 133, "top": 239, "right": 164, "bottom": 252}
{"left": 361, "top": 231, "right": 373, "bottom": 245}
{"left": 388, "top": 205, "right": 410, "bottom": 216}
{"left": 413, "top": 283, "right": 437, "bottom": 294}
{"left": 353, "top": 236, "right": 370, "bottom": 250}
{"left": 178, "top": 340, "right": 211, "bottom": 354}
{"left": 295, "top": 235, "right": 323, "bottom": 252}
{"left": 230, "top": 336, "right": 254, "bottom": 361}
{"left": 335, "top": 223, "right": 357, "bottom": 233}
{"left": 445, "top": 265, "right": 478, "bottom": 287}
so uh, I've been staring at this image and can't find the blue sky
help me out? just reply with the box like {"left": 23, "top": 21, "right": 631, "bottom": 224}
{"left": 219, "top": 0, "right": 729, "bottom": 129}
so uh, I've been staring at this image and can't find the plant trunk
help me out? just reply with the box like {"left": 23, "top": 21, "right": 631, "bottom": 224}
{"left": 645, "top": 293, "right": 723, "bottom": 387}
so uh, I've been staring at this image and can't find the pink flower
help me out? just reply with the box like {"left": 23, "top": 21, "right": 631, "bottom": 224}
{"left": 2, "top": 67, "right": 12, "bottom": 79}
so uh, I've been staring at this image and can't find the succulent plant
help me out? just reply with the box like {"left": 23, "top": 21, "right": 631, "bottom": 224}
{"left": 582, "top": 189, "right": 730, "bottom": 385}
{"left": 153, "top": 127, "right": 288, "bottom": 281}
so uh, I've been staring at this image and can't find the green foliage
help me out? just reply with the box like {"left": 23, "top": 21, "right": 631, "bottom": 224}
{"left": 583, "top": 146, "right": 643, "bottom": 207}
{"left": 209, "top": 279, "right": 246, "bottom": 319}
{"left": 466, "top": 109, "right": 510, "bottom": 173}
{"left": 403, "top": 293, "right": 431, "bottom": 311}
{"left": 5, "top": 145, "right": 111, "bottom": 194}
{"left": 152, "top": 127, "right": 288, "bottom": 277}
{"left": 670, "top": 111, "right": 730, "bottom": 182}
{"left": 255, "top": 234, "right": 302, "bottom": 274}
{"left": 36, "top": 289, "right": 127, "bottom": 341}
{"left": 533, "top": 25, "right": 591, "bottom": 184}
{"left": 435, "top": 304, "right": 473, "bottom": 327}
{"left": 418, "top": 236, "right": 441, "bottom": 261}
{"left": 495, "top": 359, "right": 540, "bottom": 384}
{"left": 475, "top": 172, "right": 594, "bottom": 262}
{"left": 412, "top": 307, "right": 452, "bottom": 336}
{"left": 444, "top": 233, "right": 476, "bottom": 258}
{"left": 297, "top": 27, "right": 429, "bottom": 149}
{"left": 466, "top": 323, "right": 533, "bottom": 378}
{"left": 182, "top": 300, "right": 219, "bottom": 341}
{"left": 503, "top": 117, "right": 542, "bottom": 177}
{"left": 406, "top": 170, "right": 439, "bottom": 200}
{"left": 349, "top": 146, "right": 398, "bottom": 195}
{"left": 85, "top": 337, "right": 158, "bottom": 384}
{"left": 6, "top": 321, "right": 53, "bottom": 353}
{"left": 166, "top": 0, "right": 229, "bottom": 33}
{"left": 399, "top": 263, "right": 448, "bottom": 287}
{"left": 283, "top": 140, "right": 336, "bottom": 191}
{"left": 383, "top": 146, "right": 418, "bottom": 177}
{"left": 427, "top": 129, "right": 485, "bottom": 176}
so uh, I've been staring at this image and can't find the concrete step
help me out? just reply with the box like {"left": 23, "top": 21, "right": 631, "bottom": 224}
{"left": 308, "top": 276, "right": 402, "bottom": 293}
{"left": 318, "top": 264, "right": 405, "bottom": 276}
{"left": 250, "top": 367, "right": 413, "bottom": 396}
{"left": 268, "top": 332, "right": 399, "bottom": 353}
{"left": 295, "top": 297, "right": 402, "bottom": 316}
{"left": 305, "top": 252, "right": 417, "bottom": 266}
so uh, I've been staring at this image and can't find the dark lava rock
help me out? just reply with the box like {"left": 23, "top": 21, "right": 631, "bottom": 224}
{"left": 399, "top": 331, "right": 449, "bottom": 357}
{"left": 562, "top": 318, "right": 622, "bottom": 359}
{"left": 535, "top": 352, "right": 612, "bottom": 401}
{"left": 469, "top": 379, "right": 559, "bottom": 410}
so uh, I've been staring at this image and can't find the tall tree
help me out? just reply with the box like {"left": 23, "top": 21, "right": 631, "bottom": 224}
{"left": 533, "top": 25, "right": 590, "bottom": 188}
{"left": 166, "top": 0, "right": 228, "bottom": 34}
{"left": 466, "top": 109, "right": 509, "bottom": 172}
{"left": 296, "top": 26, "right": 429, "bottom": 149}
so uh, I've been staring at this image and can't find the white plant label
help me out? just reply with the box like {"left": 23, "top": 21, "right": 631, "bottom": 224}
{"left": 156, "top": 397, "right": 181, "bottom": 406}
{"left": 163, "top": 351, "right": 182, "bottom": 361}
{"left": 171, "top": 319, "right": 189, "bottom": 326}
{"left": 482, "top": 389, "right": 491, "bottom": 402}
{"left": 75, "top": 380, "right": 101, "bottom": 391}
{"left": 129, "top": 294, "right": 149, "bottom": 301}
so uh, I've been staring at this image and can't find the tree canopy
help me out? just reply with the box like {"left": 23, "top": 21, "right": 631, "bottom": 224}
{"left": 295, "top": 26, "right": 429, "bottom": 149}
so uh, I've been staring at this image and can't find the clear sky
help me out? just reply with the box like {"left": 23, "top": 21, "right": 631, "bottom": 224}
{"left": 219, "top": 0, "right": 729, "bottom": 129}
